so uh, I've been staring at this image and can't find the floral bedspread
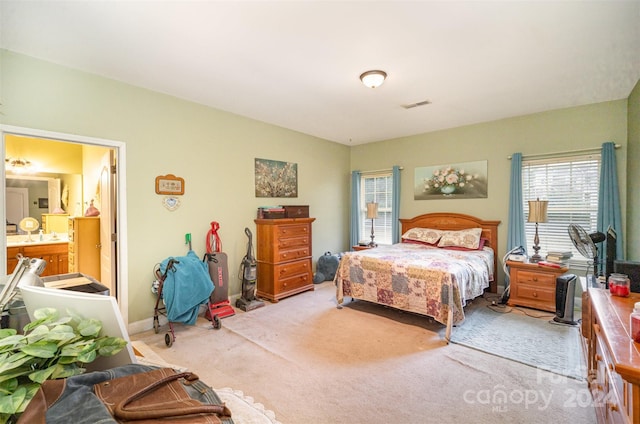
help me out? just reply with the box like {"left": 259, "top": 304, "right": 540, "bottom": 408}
{"left": 335, "top": 243, "right": 494, "bottom": 326}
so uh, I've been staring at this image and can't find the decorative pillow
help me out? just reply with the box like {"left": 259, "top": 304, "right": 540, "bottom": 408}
{"left": 401, "top": 228, "right": 444, "bottom": 245}
{"left": 437, "top": 228, "right": 483, "bottom": 250}
{"left": 440, "top": 237, "right": 487, "bottom": 251}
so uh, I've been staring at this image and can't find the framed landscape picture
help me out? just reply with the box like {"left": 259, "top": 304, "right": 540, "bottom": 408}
{"left": 414, "top": 160, "right": 488, "bottom": 200}
{"left": 255, "top": 158, "right": 298, "bottom": 198}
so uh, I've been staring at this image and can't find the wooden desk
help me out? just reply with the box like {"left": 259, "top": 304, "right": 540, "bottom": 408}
{"left": 584, "top": 288, "right": 640, "bottom": 423}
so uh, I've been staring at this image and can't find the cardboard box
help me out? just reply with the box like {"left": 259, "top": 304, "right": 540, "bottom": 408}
{"left": 41, "top": 273, "right": 110, "bottom": 296}
{"left": 283, "top": 205, "right": 309, "bottom": 218}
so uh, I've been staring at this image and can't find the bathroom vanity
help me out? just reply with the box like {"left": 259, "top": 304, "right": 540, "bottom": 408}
{"left": 6, "top": 239, "right": 69, "bottom": 277}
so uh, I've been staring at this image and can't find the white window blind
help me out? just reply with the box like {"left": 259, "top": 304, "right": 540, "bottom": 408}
{"left": 522, "top": 153, "right": 601, "bottom": 268}
{"left": 360, "top": 172, "right": 393, "bottom": 245}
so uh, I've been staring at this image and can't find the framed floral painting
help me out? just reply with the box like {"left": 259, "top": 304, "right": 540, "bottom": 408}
{"left": 414, "top": 160, "right": 488, "bottom": 200}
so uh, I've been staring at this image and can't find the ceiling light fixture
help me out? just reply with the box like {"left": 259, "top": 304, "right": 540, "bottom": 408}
{"left": 360, "top": 70, "right": 387, "bottom": 88}
{"left": 5, "top": 157, "right": 32, "bottom": 173}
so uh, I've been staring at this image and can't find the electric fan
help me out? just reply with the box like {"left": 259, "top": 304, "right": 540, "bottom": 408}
{"left": 567, "top": 224, "right": 605, "bottom": 277}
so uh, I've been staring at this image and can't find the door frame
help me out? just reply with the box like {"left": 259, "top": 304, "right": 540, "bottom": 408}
{"left": 1, "top": 125, "right": 130, "bottom": 326}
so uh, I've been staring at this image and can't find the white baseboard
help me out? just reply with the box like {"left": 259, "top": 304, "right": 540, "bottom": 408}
{"left": 128, "top": 293, "right": 242, "bottom": 335}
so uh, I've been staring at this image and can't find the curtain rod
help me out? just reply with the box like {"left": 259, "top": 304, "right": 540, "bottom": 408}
{"left": 507, "top": 144, "right": 620, "bottom": 160}
{"left": 359, "top": 166, "right": 404, "bottom": 175}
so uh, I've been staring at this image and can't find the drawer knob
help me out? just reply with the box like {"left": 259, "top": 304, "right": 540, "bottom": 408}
{"left": 532, "top": 277, "right": 538, "bottom": 282}
{"left": 609, "top": 402, "right": 619, "bottom": 412}
{"left": 532, "top": 292, "right": 538, "bottom": 297}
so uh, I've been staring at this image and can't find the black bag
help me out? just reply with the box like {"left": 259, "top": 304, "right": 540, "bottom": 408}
{"left": 314, "top": 251, "right": 341, "bottom": 283}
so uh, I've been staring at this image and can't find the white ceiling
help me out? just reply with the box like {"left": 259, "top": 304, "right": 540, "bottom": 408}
{"left": 1, "top": 1, "right": 639, "bottom": 145}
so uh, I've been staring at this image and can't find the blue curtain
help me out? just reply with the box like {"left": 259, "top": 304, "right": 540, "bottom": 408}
{"left": 507, "top": 153, "right": 527, "bottom": 255}
{"left": 391, "top": 166, "right": 401, "bottom": 243}
{"left": 350, "top": 171, "right": 361, "bottom": 248}
{"left": 597, "top": 142, "right": 624, "bottom": 264}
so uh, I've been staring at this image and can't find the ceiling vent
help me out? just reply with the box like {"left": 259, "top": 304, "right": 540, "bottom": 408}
{"left": 401, "top": 100, "right": 432, "bottom": 109}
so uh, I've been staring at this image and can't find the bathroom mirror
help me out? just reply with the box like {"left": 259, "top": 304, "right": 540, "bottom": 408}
{"left": 6, "top": 173, "right": 83, "bottom": 234}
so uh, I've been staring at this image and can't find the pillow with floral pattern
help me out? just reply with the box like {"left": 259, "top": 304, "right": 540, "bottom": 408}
{"left": 437, "top": 228, "right": 483, "bottom": 250}
{"left": 401, "top": 228, "right": 444, "bottom": 245}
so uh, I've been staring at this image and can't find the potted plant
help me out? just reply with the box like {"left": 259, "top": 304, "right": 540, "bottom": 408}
{"left": 0, "top": 307, "right": 127, "bottom": 423}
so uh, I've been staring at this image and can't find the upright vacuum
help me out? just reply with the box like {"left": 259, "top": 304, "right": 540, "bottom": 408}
{"left": 236, "top": 227, "right": 265, "bottom": 312}
{"left": 203, "top": 221, "right": 236, "bottom": 319}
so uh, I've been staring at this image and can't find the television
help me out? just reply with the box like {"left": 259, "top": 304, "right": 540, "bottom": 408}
{"left": 605, "top": 226, "right": 617, "bottom": 281}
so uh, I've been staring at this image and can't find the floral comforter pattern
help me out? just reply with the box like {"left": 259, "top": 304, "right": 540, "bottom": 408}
{"left": 335, "top": 243, "right": 494, "bottom": 326}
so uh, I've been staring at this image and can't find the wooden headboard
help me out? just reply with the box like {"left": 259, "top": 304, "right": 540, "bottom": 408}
{"left": 399, "top": 213, "right": 501, "bottom": 293}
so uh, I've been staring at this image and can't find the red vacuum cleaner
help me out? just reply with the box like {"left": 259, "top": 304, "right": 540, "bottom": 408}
{"left": 203, "top": 221, "right": 236, "bottom": 319}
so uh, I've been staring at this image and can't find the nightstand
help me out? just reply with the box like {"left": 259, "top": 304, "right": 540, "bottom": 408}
{"left": 352, "top": 245, "right": 375, "bottom": 251}
{"left": 507, "top": 260, "right": 568, "bottom": 312}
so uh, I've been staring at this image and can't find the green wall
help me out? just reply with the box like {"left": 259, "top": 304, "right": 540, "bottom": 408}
{"left": 351, "top": 100, "right": 629, "bottom": 282}
{"left": 1, "top": 48, "right": 637, "bottom": 326}
{"left": 628, "top": 80, "right": 640, "bottom": 260}
{"left": 0, "top": 50, "right": 351, "bottom": 324}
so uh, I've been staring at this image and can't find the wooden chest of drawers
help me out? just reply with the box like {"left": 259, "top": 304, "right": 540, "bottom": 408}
{"left": 41, "top": 213, "right": 70, "bottom": 234}
{"left": 506, "top": 260, "right": 568, "bottom": 312}
{"left": 584, "top": 289, "right": 640, "bottom": 424}
{"left": 68, "top": 217, "right": 101, "bottom": 280}
{"left": 254, "top": 218, "right": 315, "bottom": 302}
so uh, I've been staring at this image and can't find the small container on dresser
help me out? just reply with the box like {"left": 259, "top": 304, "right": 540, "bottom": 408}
{"left": 631, "top": 302, "right": 640, "bottom": 343}
{"left": 254, "top": 217, "right": 315, "bottom": 302}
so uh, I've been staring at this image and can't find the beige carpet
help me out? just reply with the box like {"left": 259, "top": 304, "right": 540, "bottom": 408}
{"left": 131, "top": 282, "right": 596, "bottom": 424}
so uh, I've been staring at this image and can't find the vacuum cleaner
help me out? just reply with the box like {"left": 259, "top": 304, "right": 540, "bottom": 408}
{"left": 236, "top": 227, "right": 265, "bottom": 312}
{"left": 203, "top": 222, "right": 235, "bottom": 319}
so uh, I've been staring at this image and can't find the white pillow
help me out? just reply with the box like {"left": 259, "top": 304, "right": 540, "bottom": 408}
{"left": 437, "top": 228, "right": 483, "bottom": 250}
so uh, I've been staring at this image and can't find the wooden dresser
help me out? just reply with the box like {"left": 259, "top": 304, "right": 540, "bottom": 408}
{"left": 68, "top": 217, "right": 101, "bottom": 279}
{"left": 41, "top": 213, "right": 70, "bottom": 234}
{"left": 506, "top": 260, "right": 568, "bottom": 312}
{"left": 254, "top": 218, "right": 315, "bottom": 302}
{"left": 584, "top": 288, "right": 640, "bottom": 424}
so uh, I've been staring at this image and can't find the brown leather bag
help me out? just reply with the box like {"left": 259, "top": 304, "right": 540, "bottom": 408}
{"left": 94, "top": 367, "right": 232, "bottom": 423}
{"left": 18, "top": 366, "right": 232, "bottom": 424}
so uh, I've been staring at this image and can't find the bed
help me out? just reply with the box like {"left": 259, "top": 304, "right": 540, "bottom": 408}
{"left": 335, "top": 212, "right": 501, "bottom": 341}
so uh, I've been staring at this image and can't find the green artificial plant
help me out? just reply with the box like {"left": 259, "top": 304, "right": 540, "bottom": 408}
{"left": 0, "top": 307, "right": 128, "bottom": 423}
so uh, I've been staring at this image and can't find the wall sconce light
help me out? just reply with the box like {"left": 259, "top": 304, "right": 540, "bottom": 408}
{"left": 527, "top": 198, "right": 548, "bottom": 263}
{"left": 360, "top": 70, "right": 387, "bottom": 88}
{"left": 366, "top": 202, "right": 379, "bottom": 247}
{"left": 5, "top": 157, "right": 32, "bottom": 173}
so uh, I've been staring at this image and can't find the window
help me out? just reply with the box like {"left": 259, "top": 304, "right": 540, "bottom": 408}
{"left": 522, "top": 153, "right": 600, "bottom": 268}
{"left": 359, "top": 172, "right": 393, "bottom": 245}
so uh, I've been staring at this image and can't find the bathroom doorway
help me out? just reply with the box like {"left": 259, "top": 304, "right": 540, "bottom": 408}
{"left": 1, "top": 125, "right": 130, "bottom": 325}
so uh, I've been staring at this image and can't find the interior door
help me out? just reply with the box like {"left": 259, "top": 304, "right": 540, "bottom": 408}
{"left": 6, "top": 187, "right": 29, "bottom": 229}
{"left": 98, "top": 150, "right": 116, "bottom": 297}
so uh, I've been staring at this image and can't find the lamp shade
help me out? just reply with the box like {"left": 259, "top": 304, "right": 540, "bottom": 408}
{"left": 366, "top": 202, "right": 379, "bottom": 219}
{"left": 360, "top": 70, "right": 387, "bottom": 88}
{"left": 527, "top": 199, "right": 548, "bottom": 223}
